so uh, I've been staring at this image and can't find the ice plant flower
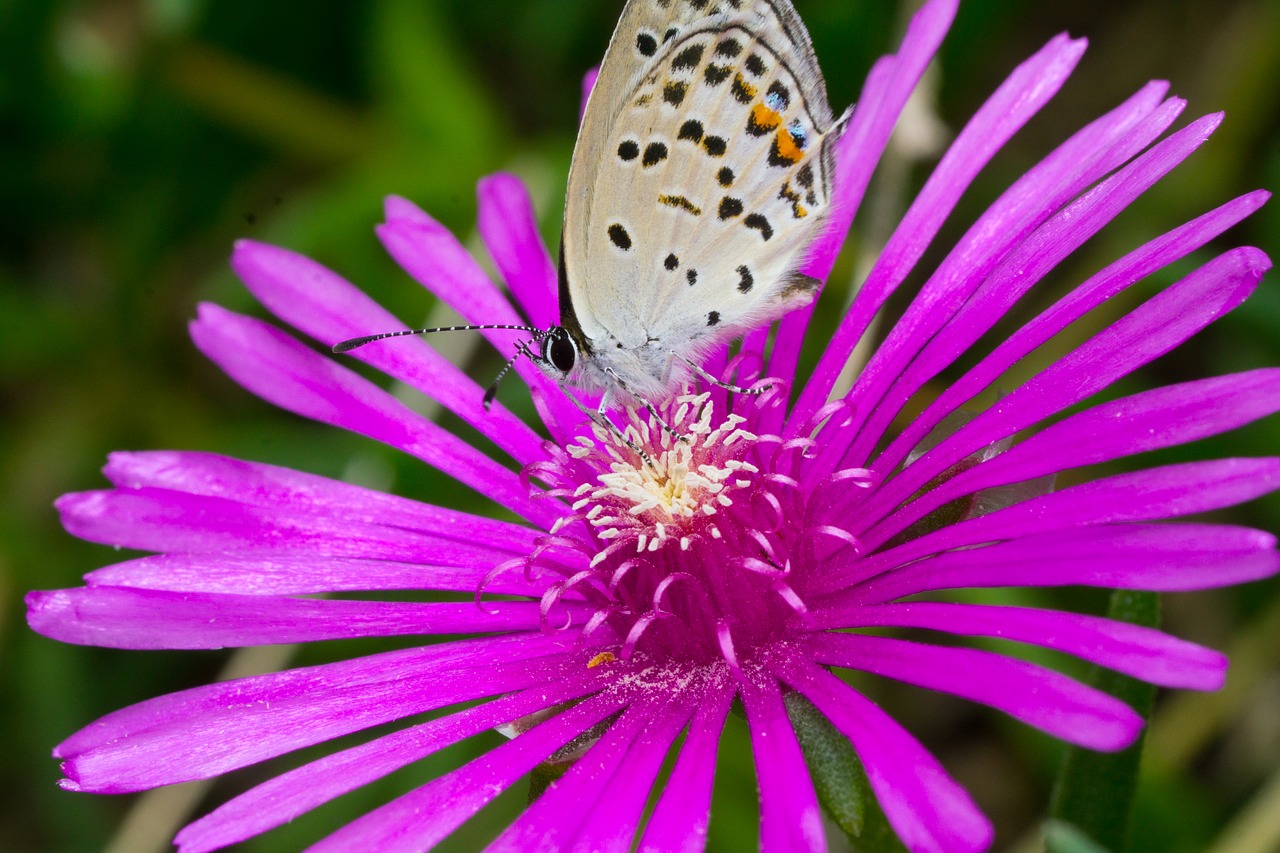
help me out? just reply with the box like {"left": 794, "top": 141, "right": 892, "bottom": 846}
{"left": 26, "top": 1, "right": 1280, "bottom": 851}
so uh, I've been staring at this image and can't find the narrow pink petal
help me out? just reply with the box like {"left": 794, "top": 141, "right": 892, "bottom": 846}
{"left": 86, "top": 553, "right": 551, "bottom": 597}
{"left": 841, "top": 524, "right": 1280, "bottom": 606}
{"left": 871, "top": 190, "right": 1271, "bottom": 476}
{"left": 56, "top": 488, "right": 521, "bottom": 566}
{"left": 740, "top": 673, "right": 826, "bottom": 853}
{"left": 489, "top": 692, "right": 686, "bottom": 852}
{"left": 812, "top": 602, "right": 1226, "bottom": 690}
{"left": 832, "top": 457, "right": 1280, "bottom": 593}
{"left": 306, "top": 690, "right": 628, "bottom": 853}
{"left": 852, "top": 111, "right": 1221, "bottom": 465}
{"left": 476, "top": 174, "right": 559, "bottom": 329}
{"left": 378, "top": 196, "right": 581, "bottom": 438}
{"left": 230, "top": 240, "right": 546, "bottom": 465}
{"left": 50, "top": 633, "right": 571, "bottom": 790}
{"left": 855, "top": 248, "right": 1270, "bottom": 535}
{"left": 638, "top": 680, "right": 735, "bottom": 853}
{"left": 790, "top": 33, "right": 1096, "bottom": 429}
{"left": 570, "top": 692, "right": 701, "bottom": 852}
{"left": 867, "top": 366, "right": 1280, "bottom": 548}
{"left": 27, "top": 586, "right": 567, "bottom": 649}
{"left": 102, "top": 450, "right": 537, "bottom": 552}
{"left": 808, "top": 632, "right": 1143, "bottom": 750}
{"left": 777, "top": 655, "right": 993, "bottom": 853}
{"left": 175, "top": 672, "right": 599, "bottom": 853}
{"left": 765, "top": 0, "right": 958, "bottom": 399}
{"left": 819, "top": 76, "right": 1176, "bottom": 466}
{"left": 190, "top": 303, "right": 559, "bottom": 528}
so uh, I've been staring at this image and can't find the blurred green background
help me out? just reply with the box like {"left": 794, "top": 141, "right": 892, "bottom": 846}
{"left": 2, "top": 0, "right": 1279, "bottom": 851}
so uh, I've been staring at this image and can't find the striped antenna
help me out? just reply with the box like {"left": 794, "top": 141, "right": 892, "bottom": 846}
{"left": 332, "top": 324, "right": 540, "bottom": 354}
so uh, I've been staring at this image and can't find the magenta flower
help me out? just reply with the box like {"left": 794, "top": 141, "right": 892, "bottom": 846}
{"left": 27, "top": 1, "right": 1280, "bottom": 851}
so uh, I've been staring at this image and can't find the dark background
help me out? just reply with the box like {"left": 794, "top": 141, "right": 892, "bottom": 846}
{"left": 2, "top": 0, "right": 1278, "bottom": 850}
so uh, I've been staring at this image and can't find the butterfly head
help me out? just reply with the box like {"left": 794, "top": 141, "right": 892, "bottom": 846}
{"left": 535, "top": 326, "right": 579, "bottom": 378}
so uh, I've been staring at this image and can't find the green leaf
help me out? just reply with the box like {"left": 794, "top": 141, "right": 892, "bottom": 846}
{"left": 1047, "top": 590, "right": 1161, "bottom": 853}
{"left": 785, "top": 691, "right": 907, "bottom": 853}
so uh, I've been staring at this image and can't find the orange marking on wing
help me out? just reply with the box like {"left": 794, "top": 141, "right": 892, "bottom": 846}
{"left": 774, "top": 127, "right": 804, "bottom": 165}
{"left": 751, "top": 102, "right": 782, "bottom": 132}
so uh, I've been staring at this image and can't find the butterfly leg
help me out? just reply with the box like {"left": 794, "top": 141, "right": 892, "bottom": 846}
{"left": 562, "top": 385, "right": 655, "bottom": 466}
{"left": 600, "top": 366, "right": 688, "bottom": 443}
{"left": 675, "top": 353, "right": 779, "bottom": 397}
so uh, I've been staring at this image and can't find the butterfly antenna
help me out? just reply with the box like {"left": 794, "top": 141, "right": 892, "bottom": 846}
{"left": 333, "top": 324, "right": 539, "bottom": 354}
{"left": 483, "top": 348, "right": 526, "bottom": 410}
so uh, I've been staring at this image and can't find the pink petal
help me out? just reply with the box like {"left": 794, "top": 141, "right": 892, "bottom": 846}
{"left": 102, "top": 450, "right": 537, "bottom": 552}
{"left": 853, "top": 110, "right": 1221, "bottom": 465}
{"left": 790, "top": 33, "right": 1096, "bottom": 429}
{"left": 51, "top": 633, "right": 573, "bottom": 792}
{"left": 765, "top": 0, "right": 959, "bottom": 403}
{"left": 842, "top": 523, "right": 1279, "bottom": 606}
{"left": 808, "top": 633, "right": 1142, "bottom": 751}
{"left": 832, "top": 457, "right": 1280, "bottom": 593}
{"left": 825, "top": 78, "right": 1178, "bottom": 467}
{"left": 812, "top": 601, "right": 1226, "bottom": 690}
{"left": 868, "top": 366, "right": 1280, "bottom": 549}
{"left": 57, "top": 488, "right": 521, "bottom": 567}
{"left": 86, "top": 553, "right": 551, "bottom": 597}
{"left": 855, "top": 248, "right": 1270, "bottom": 535}
{"left": 476, "top": 174, "right": 559, "bottom": 329}
{"left": 778, "top": 655, "right": 993, "bottom": 853}
{"left": 378, "top": 196, "right": 581, "bottom": 438}
{"left": 231, "top": 240, "right": 546, "bottom": 465}
{"left": 27, "top": 586, "right": 566, "bottom": 649}
{"left": 871, "top": 190, "right": 1271, "bottom": 476}
{"left": 189, "top": 303, "right": 559, "bottom": 527}
{"left": 175, "top": 672, "right": 599, "bottom": 853}
{"left": 638, "top": 681, "right": 735, "bottom": 853}
{"left": 740, "top": 673, "right": 826, "bottom": 853}
{"left": 490, "top": 691, "right": 691, "bottom": 852}
{"left": 306, "top": 690, "right": 629, "bottom": 852}
{"left": 569, "top": 694, "right": 699, "bottom": 851}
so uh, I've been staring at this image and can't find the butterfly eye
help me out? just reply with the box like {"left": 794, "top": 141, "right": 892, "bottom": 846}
{"left": 543, "top": 329, "right": 577, "bottom": 373}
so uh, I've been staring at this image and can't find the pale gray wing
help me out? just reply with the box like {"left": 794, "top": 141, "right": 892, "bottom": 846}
{"left": 562, "top": 0, "right": 833, "bottom": 348}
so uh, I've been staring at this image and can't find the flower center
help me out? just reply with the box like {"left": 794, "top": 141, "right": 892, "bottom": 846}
{"left": 522, "top": 390, "right": 872, "bottom": 667}
{"left": 565, "top": 393, "right": 759, "bottom": 554}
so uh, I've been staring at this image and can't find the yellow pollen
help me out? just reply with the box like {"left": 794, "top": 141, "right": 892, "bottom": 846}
{"left": 587, "top": 651, "right": 617, "bottom": 669}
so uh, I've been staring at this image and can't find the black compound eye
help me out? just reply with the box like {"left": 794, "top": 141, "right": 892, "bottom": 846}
{"left": 545, "top": 331, "right": 576, "bottom": 373}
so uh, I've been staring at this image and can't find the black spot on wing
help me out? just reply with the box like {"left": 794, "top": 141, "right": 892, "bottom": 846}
{"left": 677, "top": 120, "right": 704, "bottom": 143}
{"left": 766, "top": 81, "right": 791, "bottom": 110}
{"left": 636, "top": 32, "right": 658, "bottom": 57}
{"left": 707, "top": 311, "right": 721, "bottom": 326}
{"left": 617, "top": 140, "right": 640, "bottom": 161}
{"left": 687, "top": 269, "right": 699, "bottom": 285}
{"left": 717, "top": 167, "right": 735, "bottom": 187}
{"left": 671, "top": 44, "right": 705, "bottom": 71}
{"left": 664, "top": 253, "right": 680, "bottom": 271}
{"left": 704, "top": 64, "right": 731, "bottom": 85}
{"left": 736, "top": 265, "right": 754, "bottom": 293}
{"left": 730, "top": 74, "right": 756, "bottom": 104}
{"left": 663, "top": 80, "right": 689, "bottom": 107}
{"left": 643, "top": 141, "right": 669, "bottom": 167}
{"left": 703, "top": 135, "right": 727, "bottom": 157}
{"left": 608, "top": 223, "right": 632, "bottom": 250}
{"left": 744, "top": 54, "right": 767, "bottom": 76}
{"left": 744, "top": 213, "right": 773, "bottom": 241}
{"left": 716, "top": 38, "right": 742, "bottom": 58}
{"left": 718, "top": 197, "right": 744, "bottom": 219}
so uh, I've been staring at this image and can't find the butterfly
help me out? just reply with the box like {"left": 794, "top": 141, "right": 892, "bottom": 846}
{"left": 337, "top": 0, "right": 848, "bottom": 434}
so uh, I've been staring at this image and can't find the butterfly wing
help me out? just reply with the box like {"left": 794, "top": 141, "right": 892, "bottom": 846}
{"left": 562, "top": 0, "right": 843, "bottom": 394}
